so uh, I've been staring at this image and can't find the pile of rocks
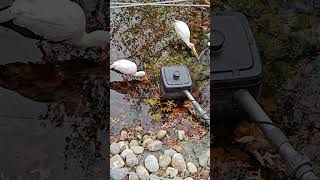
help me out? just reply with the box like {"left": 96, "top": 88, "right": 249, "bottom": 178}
{"left": 110, "top": 129, "right": 210, "bottom": 180}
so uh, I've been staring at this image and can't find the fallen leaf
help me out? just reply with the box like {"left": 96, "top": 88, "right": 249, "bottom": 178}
{"left": 152, "top": 113, "right": 161, "bottom": 121}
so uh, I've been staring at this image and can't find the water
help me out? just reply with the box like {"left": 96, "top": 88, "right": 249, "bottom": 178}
{"left": 110, "top": 5, "right": 210, "bottom": 135}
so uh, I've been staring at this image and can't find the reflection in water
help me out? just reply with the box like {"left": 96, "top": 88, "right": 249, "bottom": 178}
{"left": 0, "top": 60, "right": 108, "bottom": 178}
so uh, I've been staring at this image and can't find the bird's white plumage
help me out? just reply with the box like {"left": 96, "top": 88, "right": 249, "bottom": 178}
{"left": 111, "top": 59, "right": 138, "bottom": 76}
{"left": 0, "top": 0, "right": 108, "bottom": 47}
{"left": 173, "top": 20, "right": 191, "bottom": 45}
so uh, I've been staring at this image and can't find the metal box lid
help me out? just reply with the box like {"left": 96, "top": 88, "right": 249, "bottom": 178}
{"left": 210, "top": 12, "right": 262, "bottom": 87}
{"left": 160, "top": 65, "right": 192, "bottom": 90}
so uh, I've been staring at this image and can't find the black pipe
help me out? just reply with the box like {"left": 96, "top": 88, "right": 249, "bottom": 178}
{"left": 234, "top": 89, "right": 318, "bottom": 180}
{"left": 183, "top": 90, "right": 210, "bottom": 126}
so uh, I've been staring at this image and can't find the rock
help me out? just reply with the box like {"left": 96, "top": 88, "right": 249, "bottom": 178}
{"left": 143, "top": 138, "right": 154, "bottom": 147}
{"left": 208, "top": 156, "right": 210, "bottom": 167}
{"left": 118, "top": 141, "right": 129, "bottom": 152}
{"left": 129, "top": 172, "right": 139, "bottom": 180}
{"left": 110, "top": 168, "right": 128, "bottom": 180}
{"left": 126, "top": 153, "right": 139, "bottom": 167}
{"left": 157, "top": 130, "right": 167, "bottom": 139}
{"left": 130, "top": 146, "right": 144, "bottom": 155}
{"left": 164, "top": 148, "right": 177, "bottom": 157}
{"left": 143, "top": 135, "right": 150, "bottom": 140}
{"left": 150, "top": 174, "right": 161, "bottom": 180}
{"left": 165, "top": 167, "right": 178, "bottom": 178}
{"left": 110, "top": 143, "right": 120, "bottom": 155}
{"left": 120, "top": 130, "right": 128, "bottom": 141}
{"left": 172, "top": 145, "right": 182, "bottom": 152}
{"left": 147, "top": 140, "right": 163, "bottom": 151}
{"left": 145, "top": 155, "right": 160, "bottom": 173}
{"left": 159, "top": 155, "right": 171, "bottom": 169}
{"left": 177, "top": 130, "right": 185, "bottom": 141}
{"left": 135, "top": 126, "right": 143, "bottom": 132}
{"left": 184, "top": 178, "right": 194, "bottom": 180}
{"left": 186, "top": 162, "right": 197, "bottom": 174}
{"left": 137, "top": 134, "right": 143, "bottom": 140}
{"left": 198, "top": 154, "right": 208, "bottom": 167}
{"left": 110, "top": 154, "right": 125, "bottom": 169}
{"left": 130, "top": 140, "right": 140, "bottom": 147}
{"left": 172, "top": 153, "right": 186, "bottom": 172}
{"left": 120, "top": 148, "right": 134, "bottom": 159}
{"left": 206, "top": 150, "right": 210, "bottom": 157}
{"left": 136, "top": 165, "right": 149, "bottom": 180}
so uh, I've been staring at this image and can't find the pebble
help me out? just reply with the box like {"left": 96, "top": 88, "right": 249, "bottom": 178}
{"left": 172, "top": 145, "right": 182, "bottom": 152}
{"left": 110, "top": 143, "right": 120, "bottom": 155}
{"left": 186, "top": 162, "right": 197, "bottom": 174}
{"left": 130, "top": 140, "right": 140, "bottom": 147}
{"left": 120, "top": 130, "right": 128, "bottom": 140}
{"left": 126, "top": 153, "right": 139, "bottom": 167}
{"left": 145, "top": 155, "right": 160, "bottom": 173}
{"left": 147, "top": 140, "right": 163, "bottom": 151}
{"left": 136, "top": 165, "right": 149, "bottom": 180}
{"left": 143, "top": 138, "right": 154, "bottom": 147}
{"left": 172, "top": 153, "right": 187, "bottom": 172}
{"left": 164, "top": 148, "right": 177, "bottom": 157}
{"left": 120, "top": 148, "right": 134, "bottom": 159}
{"left": 198, "top": 154, "right": 208, "bottom": 167}
{"left": 150, "top": 174, "right": 161, "bottom": 180}
{"left": 137, "top": 134, "right": 143, "bottom": 140}
{"left": 184, "top": 178, "right": 194, "bottom": 180}
{"left": 129, "top": 172, "right": 139, "bottom": 180}
{"left": 166, "top": 167, "right": 178, "bottom": 178}
{"left": 157, "top": 130, "right": 167, "bottom": 139}
{"left": 135, "top": 126, "right": 143, "bottom": 132}
{"left": 143, "top": 135, "right": 151, "bottom": 140}
{"left": 177, "top": 130, "right": 185, "bottom": 141}
{"left": 130, "top": 145, "right": 144, "bottom": 155}
{"left": 118, "top": 141, "right": 129, "bottom": 152}
{"left": 159, "top": 155, "right": 171, "bottom": 169}
{"left": 110, "top": 154, "right": 125, "bottom": 169}
{"left": 110, "top": 168, "right": 128, "bottom": 180}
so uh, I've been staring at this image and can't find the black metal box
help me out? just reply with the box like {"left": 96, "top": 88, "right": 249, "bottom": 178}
{"left": 211, "top": 12, "right": 263, "bottom": 112}
{"left": 160, "top": 65, "right": 192, "bottom": 99}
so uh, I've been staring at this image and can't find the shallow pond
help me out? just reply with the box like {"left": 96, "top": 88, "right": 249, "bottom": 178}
{"left": 110, "top": 4, "right": 210, "bottom": 135}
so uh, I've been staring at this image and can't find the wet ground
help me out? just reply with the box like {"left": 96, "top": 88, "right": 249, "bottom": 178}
{"left": 0, "top": 0, "right": 107, "bottom": 179}
{"left": 110, "top": 3, "right": 210, "bottom": 136}
{"left": 212, "top": 0, "right": 320, "bottom": 179}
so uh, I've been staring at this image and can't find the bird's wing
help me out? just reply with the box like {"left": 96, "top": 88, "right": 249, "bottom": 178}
{"left": 174, "top": 20, "right": 190, "bottom": 40}
{"left": 11, "top": 0, "right": 86, "bottom": 42}
{"left": 111, "top": 60, "right": 137, "bottom": 75}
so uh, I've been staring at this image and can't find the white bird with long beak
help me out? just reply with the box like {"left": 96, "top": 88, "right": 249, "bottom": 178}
{"left": 173, "top": 20, "right": 199, "bottom": 59}
{"left": 111, "top": 59, "right": 148, "bottom": 82}
{"left": 0, "top": 0, "right": 108, "bottom": 49}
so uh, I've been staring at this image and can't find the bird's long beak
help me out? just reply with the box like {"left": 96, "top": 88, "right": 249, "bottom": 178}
{"left": 191, "top": 47, "right": 199, "bottom": 60}
{"left": 143, "top": 75, "right": 149, "bottom": 82}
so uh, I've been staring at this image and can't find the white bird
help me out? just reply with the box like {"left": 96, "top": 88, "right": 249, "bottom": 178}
{"left": 173, "top": 20, "right": 199, "bottom": 59}
{"left": 0, "top": 0, "right": 108, "bottom": 49}
{"left": 110, "top": 59, "right": 148, "bottom": 81}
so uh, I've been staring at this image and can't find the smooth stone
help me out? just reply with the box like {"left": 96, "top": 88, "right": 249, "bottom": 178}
{"left": 129, "top": 172, "right": 139, "bottom": 180}
{"left": 186, "top": 162, "right": 197, "bottom": 174}
{"left": 147, "top": 140, "right": 163, "bottom": 151}
{"left": 120, "top": 149, "right": 134, "bottom": 159}
{"left": 145, "top": 155, "right": 160, "bottom": 173}
{"left": 172, "top": 153, "right": 187, "bottom": 172}
{"left": 137, "top": 134, "right": 143, "bottom": 140}
{"left": 110, "top": 143, "right": 121, "bottom": 155}
{"left": 136, "top": 165, "right": 149, "bottom": 180}
{"left": 126, "top": 153, "right": 139, "bottom": 167}
{"left": 150, "top": 174, "right": 161, "bottom": 180}
{"left": 110, "top": 168, "right": 129, "bottom": 180}
{"left": 130, "top": 146, "right": 144, "bottom": 155}
{"left": 143, "top": 135, "right": 151, "bottom": 140}
{"left": 143, "top": 138, "right": 154, "bottom": 147}
{"left": 130, "top": 140, "right": 140, "bottom": 147}
{"left": 120, "top": 130, "right": 128, "bottom": 140}
{"left": 110, "top": 154, "right": 125, "bottom": 169}
{"left": 157, "top": 130, "right": 167, "bottom": 139}
{"left": 159, "top": 155, "right": 171, "bottom": 169}
{"left": 198, "top": 154, "right": 208, "bottom": 167}
{"left": 165, "top": 167, "right": 178, "bottom": 178}
{"left": 184, "top": 178, "right": 194, "bottom": 180}
{"left": 177, "top": 130, "right": 185, "bottom": 141}
{"left": 164, "top": 148, "right": 177, "bottom": 157}
{"left": 135, "top": 126, "right": 143, "bottom": 132}
{"left": 118, "top": 141, "right": 129, "bottom": 152}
